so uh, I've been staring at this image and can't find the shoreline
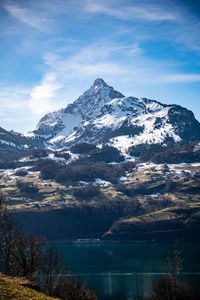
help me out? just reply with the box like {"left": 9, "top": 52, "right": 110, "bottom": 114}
{"left": 48, "top": 238, "right": 200, "bottom": 245}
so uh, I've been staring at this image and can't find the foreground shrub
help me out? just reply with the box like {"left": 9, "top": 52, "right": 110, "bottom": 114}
{"left": 148, "top": 274, "right": 198, "bottom": 300}
{"left": 54, "top": 280, "right": 97, "bottom": 300}
{"left": 138, "top": 240, "right": 199, "bottom": 300}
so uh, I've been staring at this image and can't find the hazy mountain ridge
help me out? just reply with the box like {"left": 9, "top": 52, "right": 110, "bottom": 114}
{"left": 0, "top": 127, "right": 43, "bottom": 160}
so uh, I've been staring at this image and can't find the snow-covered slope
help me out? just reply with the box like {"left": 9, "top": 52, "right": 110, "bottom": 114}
{"left": 33, "top": 78, "right": 124, "bottom": 142}
{"left": 33, "top": 78, "right": 200, "bottom": 151}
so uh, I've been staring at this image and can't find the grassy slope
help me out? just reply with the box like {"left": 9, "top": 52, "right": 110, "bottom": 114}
{"left": 0, "top": 274, "right": 59, "bottom": 300}
{"left": 104, "top": 205, "right": 200, "bottom": 240}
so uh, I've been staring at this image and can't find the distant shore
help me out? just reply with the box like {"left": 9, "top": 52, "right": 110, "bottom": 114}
{"left": 48, "top": 238, "right": 200, "bottom": 245}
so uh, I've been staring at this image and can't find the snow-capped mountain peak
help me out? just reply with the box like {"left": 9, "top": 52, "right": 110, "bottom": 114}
{"left": 32, "top": 79, "right": 200, "bottom": 151}
{"left": 92, "top": 78, "right": 108, "bottom": 88}
{"left": 64, "top": 78, "right": 125, "bottom": 118}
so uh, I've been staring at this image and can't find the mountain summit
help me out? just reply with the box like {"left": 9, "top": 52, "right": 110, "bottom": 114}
{"left": 92, "top": 78, "right": 109, "bottom": 87}
{"left": 64, "top": 78, "right": 124, "bottom": 119}
{"left": 33, "top": 79, "right": 200, "bottom": 151}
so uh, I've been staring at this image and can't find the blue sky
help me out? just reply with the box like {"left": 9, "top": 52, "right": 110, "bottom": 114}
{"left": 0, "top": 0, "right": 200, "bottom": 132}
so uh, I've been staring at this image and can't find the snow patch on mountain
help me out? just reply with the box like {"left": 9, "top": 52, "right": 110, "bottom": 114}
{"left": 194, "top": 143, "right": 200, "bottom": 152}
{"left": 36, "top": 108, "right": 64, "bottom": 130}
{"left": 109, "top": 136, "right": 138, "bottom": 153}
{"left": 48, "top": 113, "right": 82, "bottom": 143}
{"left": 93, "top": 112, "right": 127, "bottom": 129}
{"left": 111, "top": 106, "right": 182, "bottom": 149}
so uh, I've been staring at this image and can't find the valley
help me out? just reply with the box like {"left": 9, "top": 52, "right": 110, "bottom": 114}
{"left": 0, "top": 79, "right": 200, "bottom": 242}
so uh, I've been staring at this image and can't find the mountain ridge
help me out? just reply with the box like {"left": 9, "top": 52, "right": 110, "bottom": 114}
{"left": 31, "top": 78, "right": 200, "bottom": 151}
{"left": 1, "top": 78, "right": 200, "bottom": 161}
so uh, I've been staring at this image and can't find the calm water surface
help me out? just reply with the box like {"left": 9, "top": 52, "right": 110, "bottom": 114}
{"left": 55, "top": 243, "right": 200, "bottom": 300}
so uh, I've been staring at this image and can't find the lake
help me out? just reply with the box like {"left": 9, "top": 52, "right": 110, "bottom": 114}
{"left": 55, "top": 242, "right": 200, "bottom": 300}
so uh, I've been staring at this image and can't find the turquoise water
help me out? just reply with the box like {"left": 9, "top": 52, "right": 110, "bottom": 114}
{"left": 55, "top": 243, "right": 200, "bottom": 300}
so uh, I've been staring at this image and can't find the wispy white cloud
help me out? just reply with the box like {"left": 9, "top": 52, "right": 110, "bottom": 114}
{"left": 0, "top": 76, "right": 64, "bottom": 131}
{"left": 3, "top": 0, "right": 51, "bottom": 31}
{"left": 2, "top": 0, "right": 200, "bottom": 55}
{"left": 0, "top": 84, "right": 31, "bottom": 131}
{"left": 43, "top": 41, "right": 200, "bottom": 85}
{"left": 165, "top": 73, "right": 200, "bottom": 83}
{"left": 82, "top": 0, "right": 177, "bottom": 22}
{"left": 81, "top": 0, "right": 200, "bottom": 54}
{"left": 0, "top": 86, "right": 29, "bottom": 110}
{"left": 43, "top": 41, "right": 143, "bottom": 83}
{"left": 29, "top": 73, "right": 62, "bottom": 115}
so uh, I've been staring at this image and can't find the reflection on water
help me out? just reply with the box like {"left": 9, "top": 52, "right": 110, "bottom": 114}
{"left": 55, "top": 243, "right": 200, "bottom": 300}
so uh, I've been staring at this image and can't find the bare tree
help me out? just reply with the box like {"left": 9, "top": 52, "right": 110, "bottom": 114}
{"left": 138, "top": 240, "right": 199, "bottom": 300}
{"left": 14, "top": 234, "right": 46, "bottom": 279}
{"left": 165, "top": 239, "right": 183, "bottom": 281}
{"left": 39, "top": 247, "right": 67, "bottom": 296}
{"left": 0, "top": 193, "right": 4, "bottom": 212}
{"left": 0, "top": 194, "right": 97, "bottom": 299}
{"left": 0, "top": 212, "right": 20, "bottom": 275}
